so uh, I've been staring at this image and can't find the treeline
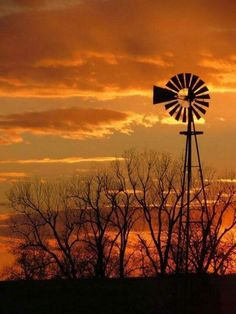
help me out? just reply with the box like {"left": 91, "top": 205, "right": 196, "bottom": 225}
{"left": 4, "top": 151, "right": 236, "bottom": 280}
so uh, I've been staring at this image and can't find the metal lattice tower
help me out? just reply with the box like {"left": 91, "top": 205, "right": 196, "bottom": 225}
{"left": 153, "top": 73, "right": 210, "bottom": 273}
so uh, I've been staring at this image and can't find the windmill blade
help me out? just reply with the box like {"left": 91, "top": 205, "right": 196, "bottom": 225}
{"left": 195, "top": 100, "right": 209, "bottom": 107}
{"left": 166, "top": 80, "right": 180, "bottom": 93}
{"left": 153, "top": 86, "right": 177, "bottom": 104}
{"left": 185, "top": 73, "right": 192, "bottom": 88}
{"left": 193, "top": 103, "right": 206, "bottom": 115}
{"left": 192, "top": 79, "right": 205, "bottom": 92}
{"left": 195, "top": 93, "right": 210, "bottom": 100}
{"left": 191, "top": 106, "right": 201, "bottom": 120}
{"left": 170, "top": 75, "right": 182, "bottom": 90}
{"left": 175, "top": 106, "right": 183, "bottom": 121}
{"left": 165, "top": 100, "right": 178, "bottom": 110}
{"left": 177, "top": 73, "right": 185, "bottom": 88}
{"left": 189, "top": 75, "right": 198, "bottom": 90}
{"left": 182, "top": 108, "right": 187, "bottom": 122}
{"left": 195, "top": 85, "right": 209, "bottom": 96}
{"left": 169, "top": 104, "right": 180, "bottom": 116}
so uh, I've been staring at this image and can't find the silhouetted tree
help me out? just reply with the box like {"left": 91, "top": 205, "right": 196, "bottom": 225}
{"left": 103, "top": 161, "right": 139, "bottom": 277}
{"left": 4, "top": 245, "right": 54, "bottom": 280}
{"left": 124, "top": 150, "right": 183, "bottom": 275}
{"left": 189, "top": 179, "right": 236, "bottom": 274}
{"left": 6, "top": 151, "right": 236, "bottom": 279}
{"left": 71, "top": 174, "right": 120, "bottom": 278}
{"left": 8, "top": 180, "right": 85, "bottom": 279}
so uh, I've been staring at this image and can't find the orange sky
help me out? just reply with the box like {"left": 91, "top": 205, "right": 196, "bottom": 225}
{"left": 0, "top": 0, "right": 235, "bottom": 270}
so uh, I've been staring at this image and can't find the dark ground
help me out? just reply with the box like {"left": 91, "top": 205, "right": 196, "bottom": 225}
{"left": 0, "top": 275, "right": 235, "bottom": 314}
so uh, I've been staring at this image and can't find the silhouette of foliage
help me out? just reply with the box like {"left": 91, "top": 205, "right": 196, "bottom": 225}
{"left": 5, "top": 150, "right": 236, "bottom": 279}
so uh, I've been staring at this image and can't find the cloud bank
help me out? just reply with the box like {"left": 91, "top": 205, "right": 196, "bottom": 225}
{"left": 0, "top": 0, "right": 235, "bottom": 96}
{"left": 0, "top": 107, "right": 159, "bottom": 144}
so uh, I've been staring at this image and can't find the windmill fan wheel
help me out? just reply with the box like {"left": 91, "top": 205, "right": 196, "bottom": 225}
{"left": 153, "top": 73, "right": 210, "bottom": 123}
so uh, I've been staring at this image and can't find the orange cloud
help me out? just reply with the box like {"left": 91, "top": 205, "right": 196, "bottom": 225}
{"left": 0, "top": 0, "right": 235, "bottom": 96}
{"left": 199, "top": 56, "right": 236, "bottom": 89}
{"left": 0, "top": 107, "right": 159, "bottom": 144}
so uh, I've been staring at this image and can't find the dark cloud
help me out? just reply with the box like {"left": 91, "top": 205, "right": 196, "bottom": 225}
{"left": 0, "top": 107, "right": 159, "bottom": 144}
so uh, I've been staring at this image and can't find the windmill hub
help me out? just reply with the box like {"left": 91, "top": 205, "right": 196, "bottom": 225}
{"left": 178, "top": 88, "right": 191, "bottom": 108}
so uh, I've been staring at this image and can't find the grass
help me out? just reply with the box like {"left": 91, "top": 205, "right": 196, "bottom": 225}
{"left": 0, "top": 275, "right": 235, "bottom": 314}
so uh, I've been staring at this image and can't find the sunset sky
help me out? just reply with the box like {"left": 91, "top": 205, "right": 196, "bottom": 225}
{"left": 0, "top": 0, "right": 235, "bottom": 268}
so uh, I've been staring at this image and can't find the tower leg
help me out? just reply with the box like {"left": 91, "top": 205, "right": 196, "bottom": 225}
{"left": 176, "top": 133, "right": 188, "bottom": 273}
{"left": 185, "top": 114, "right": 192, "bottom": 273}
{"left": 177, "top": 112, "right": 192, "bottom": 273}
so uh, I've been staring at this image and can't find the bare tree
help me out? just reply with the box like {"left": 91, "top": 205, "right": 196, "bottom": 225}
{"left": 8, "top": 179, "right": 85, "bottom": 279}
{"left": 189, "top": 179, "right": 236, "bottom": 274}
{"left": 103, "top": 160, "right": 139, "bottom": 278}
{"left": 4, "top": 245, "right": 54, "bottom": 280}
{"left": 71, "top": 174, "right": 120, "bottom": 278}
{"left": 6, "top": 151, "right": 236, "bottom": 279}
{"left": 124, "top": 150, "right": 183, "bottom": 275}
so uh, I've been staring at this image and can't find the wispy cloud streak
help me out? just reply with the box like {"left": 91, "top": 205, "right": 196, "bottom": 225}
{"left": 0, "top": 156, "right": 124, "bottom": 164}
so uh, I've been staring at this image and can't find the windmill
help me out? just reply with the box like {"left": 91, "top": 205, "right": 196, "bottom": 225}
{"left": 153, "top": 73, "right": 210, "bottom": 273}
